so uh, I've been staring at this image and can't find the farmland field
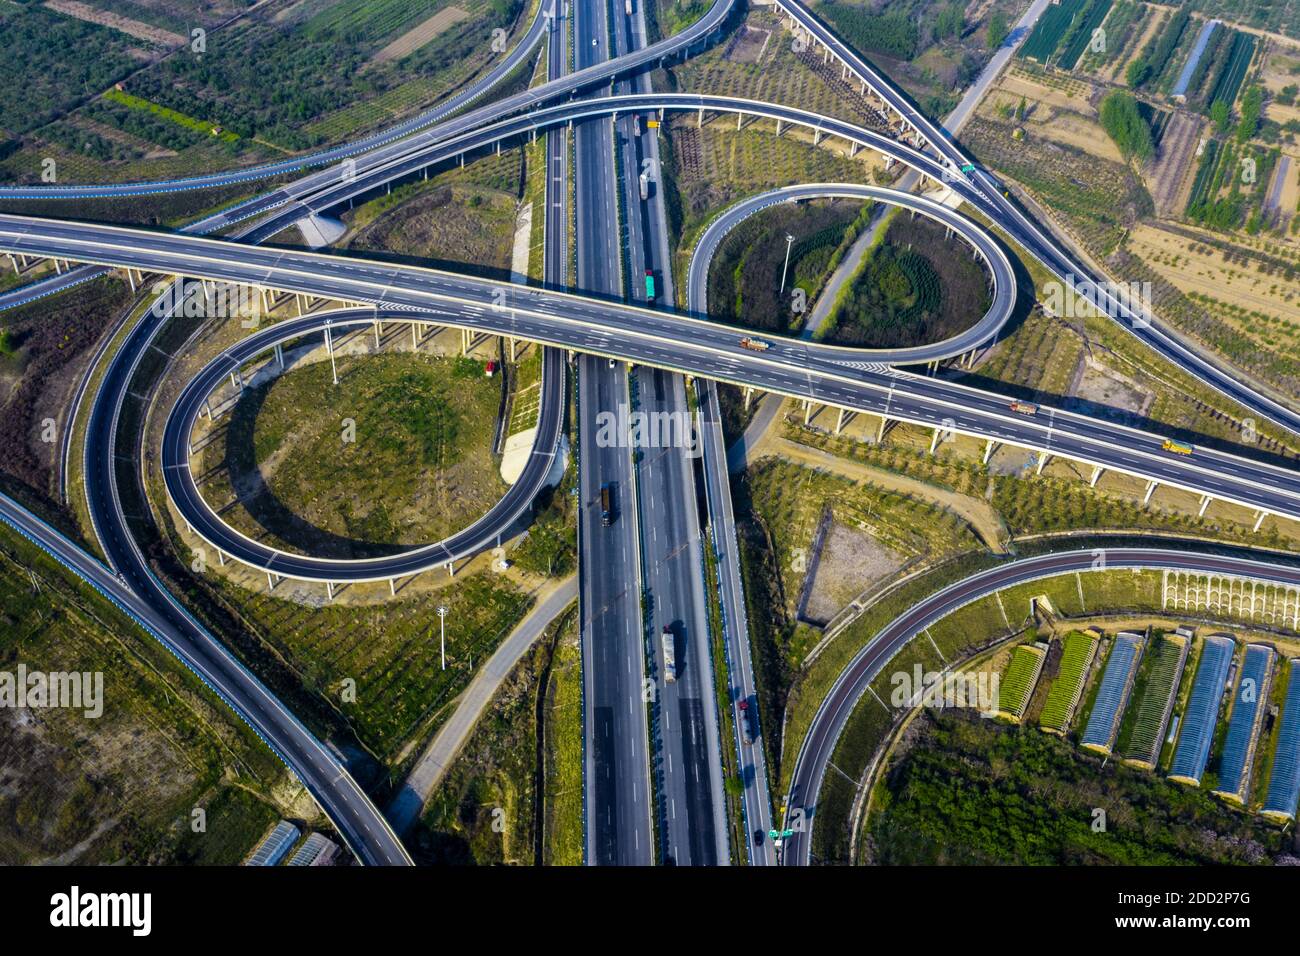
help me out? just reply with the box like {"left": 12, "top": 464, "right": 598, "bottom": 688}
{"left": 1119, "top": 633, "right": 1188, "bottom": 767}
{"left": 1019, "top": 0, "right": 1087, "bottom": 64}
{"left": 997, "top": 644, "right": 1047, "bottom": 720}
{"left": 1206, "top": 31, "right": 1258, "bottom": 112}
{"left": 1039, "top": 631, "right": 1099, "bottom": 732}
{"left": 1056, "top": 0, "right": 1113, "bottom": 71}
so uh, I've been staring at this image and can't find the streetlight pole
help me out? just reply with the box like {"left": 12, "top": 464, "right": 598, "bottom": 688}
{"left": 779, "top": 233, "right": 795, "bottom": 293}
{"left": 436, "top": 605, "right": 449, "bottom": 670}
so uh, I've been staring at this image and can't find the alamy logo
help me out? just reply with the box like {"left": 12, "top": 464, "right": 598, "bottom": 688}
{"left": 50, "top": 886, "right": 150, "bottom": 936}
{"left": 889, "top": 664, "right": 1000, "bottom": 716}
{"left": 151, "top": 280, "right": 260, "bottom": 320}
{"left": 1042, "top": 274, "right": 1152, "bottom": 325}
{"left": 0, "top": 664, "right": 103, "bottom": 718}
{"left": 594, "top": 402, "right": 701, "bottom": 458}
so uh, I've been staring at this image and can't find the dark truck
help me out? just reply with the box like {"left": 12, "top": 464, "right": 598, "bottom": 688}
{"left": 600, "top": 483, "right": 615, "bottom": 526}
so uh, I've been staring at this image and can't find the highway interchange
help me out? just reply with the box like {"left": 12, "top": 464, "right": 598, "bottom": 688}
{"left": 1, "top": 0, "right": 1298, "bottom": 867}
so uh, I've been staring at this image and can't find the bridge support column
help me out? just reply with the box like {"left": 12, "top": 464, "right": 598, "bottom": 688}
{"left": 447, "top": 560, "right": 455, "bottom": 578}
{"left": 1036, "top": 453, "right": 1050, "bottom": 475}
{"left": 737, "top": 113, "right": 743, "bottom": 130}
{"left": 803, "top": 399, "right": 814, "bottom": 425}
{"left": 1089, "top": 466, "right": 1104, "bottom": 487}
{"left": 203, "top": 400, "right": 212, "bottom": 420}
{"left": 983, "top": 440, "right": 997, "bottom": 464}
{"left": 326, "top": 581, "right": 334, "bottom": 601}
{"left": 743, "top": 386, "right": 755, "bottom": 411}
{"left": 325, "top": 326, "right": 338, "bottom": 385}
{"left": 1254, "top": 511, "right": 1268, "bottom": 533}
{"left": 216, "top": 551, "right": 225, "bottom": 567}
{"left": 125, "top": 269, "right": 137, "bottom": 292}
{"left": 374, "top": 321, "right": 382, "bottom": 347}
{"left": 1198, "top": 495, "right": 1212, "bottom": 517}
{"left": 462, "top": 328, "right": 472, "bottom": 356}
{"left": 509, "top": 337, "right": 517, "bottom": 362}
{"left": 813, "top": 130, "right": 822, "bottom": 146}
{"left": 698, "top": 108, "right": 704, "bottom": 128}
{"left": 389, "top": 578, "right": 397, "bottom": 596}
{"left": 295, "top": 293, "right": 305, "bottom": 316}
{"left": 849, "top": 142, "right": 859, "bottom": 157}
{"left": 929, "top": 427, "right": 946, "bottom": 454}
{"left": 1143, "top": 480, "right": 1158, "bottom": 506}
{"left": 876, "top": 415, "right": 888, "bottom": 444}
{"left": 266, "top": 571, "right": 277, "bottom": 591}
{"left": 835, "top": 407, "right": 850, "bottom": 435}
{"left": 260, "top": 287, "right": 271, "bottom": 316}
{"left": 412, "top": 322, "right": 420, "bottom": 350}
{"left": 274, "top": 343, "right": 284, "bottom": 369}
{"left": 52, "top": 258, "right": 62, "bottom": 275}
{"left": 460, "top": 153, "right": 465, "bottom": 168}
{"left": 775, "top": 119, "right": 783, "bottom": 137}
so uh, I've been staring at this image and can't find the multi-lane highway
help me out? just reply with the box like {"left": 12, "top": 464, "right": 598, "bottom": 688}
{"left": 615, "top": 0, "right": 728, "bottom": 866}
{"left": 574, "top": 0, "right": 655, "bottom": 867}
{"left": 779, "top": 546, "right": 1300, "bottom": 865}
{"left": 3, "top": 0, "right": 1299, "bottom": 872}
{"left": 4, "top": 215, "right": 1297, "bottom": 545}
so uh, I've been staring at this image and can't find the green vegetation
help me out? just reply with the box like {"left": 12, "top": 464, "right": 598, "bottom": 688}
{"left": 0, "top": 4, "right": 140, "bottom": 137}
{"left": 1126, "top": 8, "right": 1190, "bottom": 89}
{"left": 0, "top": 526, "right": 282, "bottom": 864}
{"left": 706, "top": 199, "right": 866, "bottom": 335}
{"left": 1099, "top": 90, "right": 1154, "bottom": 163}
{"left": 412, "top": 607, "right": 576, "bottom": 865}
{"left": 986, "top": 10, "right": 1009, "bottom": 50}
{"left": 1019, "top": 0, "right": 1087, "bottom": 64}
{"left": 198, "top": 352, "right": 506, "bottom": 556}
{"left": 102, "top": 89, "right": 239, "bottom": 143}
{"left": 1056, "top": 0, "right": 1113, "bottom": 71}
{"left": 817, "top": 2, "right": 921, "bottom": 60}
{"left": 1207, "top": 32, "right": 1257, "bottom": 116}
{"left": 997, "top": 644, "right": 1046, "bottom": 720}
{"left": 1235, "top": 85, "right": 1264, "bottom": 144}
{"left": 1039, "top": 631, "right": 1098, "bottom": 733}
{"left": 1120, "top": 634, "right": 1185, "bottom": 766}
{"left": 866, "top": 710, "right": 1287, "bottom": 864}
{"left": 543, "top": 610, "right": 583, "bottom": 865}
{"left": 826, "top": 213, "right": 990, "bottom": 347}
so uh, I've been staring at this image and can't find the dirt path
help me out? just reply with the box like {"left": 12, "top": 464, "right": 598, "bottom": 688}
{"left": 753, "top": 433, "right": 1010, "bottom": 553}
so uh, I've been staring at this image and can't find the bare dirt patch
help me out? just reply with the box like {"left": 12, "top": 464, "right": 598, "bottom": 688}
{"left": 723, "top": 24, "right": 771, "bottom": 64}
{"left": 370, "top": 6, "right": 472, "bottom": 65}
{"left": 1066, "top": 353, "right": 1154, "bottom": 420}
{"left": 1146, "top": 110, "right": 1202, "bottom": 218}
{"left": 802, "top": 519, "right": 905, "bottom": 626}
{"left": 44, "top": 0, "right": 185, "bottom": 47}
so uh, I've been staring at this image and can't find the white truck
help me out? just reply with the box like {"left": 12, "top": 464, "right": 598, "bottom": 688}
{"left": 638, "top": 170, "right": 649, "bottom": 201}
{"left": 662, "top": 627, "right": 676, "bottom": 683}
